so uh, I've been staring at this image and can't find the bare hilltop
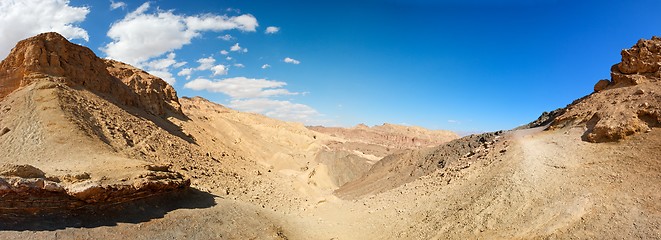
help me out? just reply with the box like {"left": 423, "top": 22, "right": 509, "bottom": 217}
{"left": 0, "top": 32, "right": 659, "bottom": 239}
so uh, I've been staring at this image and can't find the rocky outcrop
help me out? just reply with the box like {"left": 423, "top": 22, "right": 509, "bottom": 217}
{"left": 549, "top": 37, "right": 661, "bottom": 142}
{"left": 0, "top": 33, "right": 192, "bottom": 213}
{"left": 0, "top": 164, "right": 189, "bottom": 213}
{"left": 610, "top": 36, "right": 661, "bottom": 87}
{"left": 519, "top": 108, "right": 566, "bottom": 129}
{"left": 105, "top": 59, "right": 182, "bottom": 116}
{"left": 0, "top": 32, "right": 182, "bottom": 116}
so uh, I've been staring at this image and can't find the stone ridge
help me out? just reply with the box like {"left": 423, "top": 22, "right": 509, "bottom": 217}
{"left": 0, "top": 32, "right": 182, "bottom": 116}
{"left": 105, "top": 59, "right": 182, "bottom": 116}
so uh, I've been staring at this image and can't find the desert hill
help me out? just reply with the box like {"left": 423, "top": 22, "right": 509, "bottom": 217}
{"left": 0, "top": 32, "right": 659, "bottom": 239}
{"left": 0, "top": 32, "right": 191, "bottom": 210}
{"left": 0, "top": 32, "right": 460, "bottom": 238}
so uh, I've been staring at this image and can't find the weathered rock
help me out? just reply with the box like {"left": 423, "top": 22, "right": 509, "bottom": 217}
{"left": 0, "top": 164, "right": 45, "bottom": 178}
{"left": 610, "top": 36, "right": 661, "bottom": 87}
{"left": 0, "top": 127, "right": 9, "bottom": 136}
{"left": 617, "top": 37, "right": 661, "bottom": 74}
{"left": 105, "top": 60, "right": 182, "bottom": 116}
{"left": 594, "top": 79, "right": 611, "bottom": 92}
{"left": 0, "top": 33, "right": 192, "bottom": 213}
{"left": 549, "top": 36, "right": 661, "bottom": 142}
{"left": 519, "top": 108, "right": 565, "bottom": 129}
{"left": 0, "top": 32, "right": 182, "bottom": 116}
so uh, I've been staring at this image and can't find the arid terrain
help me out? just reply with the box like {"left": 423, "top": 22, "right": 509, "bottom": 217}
{"left": 0, "top": 33, "right": 659, "bottom": 239}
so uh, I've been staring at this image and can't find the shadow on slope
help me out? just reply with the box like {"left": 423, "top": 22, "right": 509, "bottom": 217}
{"left": 0, "top": 188, "right": 216, "bottom": 231}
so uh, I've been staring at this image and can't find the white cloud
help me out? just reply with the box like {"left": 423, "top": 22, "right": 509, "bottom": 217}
{"left": 230, "top": 14, "right": 258, "bottom": 31}
{"left": 184, "top": 77, "right": 298, "bottom": 99}
{"left": 144, "top": 52, "right": 178, "bottom": 70}
{"left": 173, "top": 61, "right": 187, "bottom": 68}
{"left": 0, "top": 0, "right": 90, "bottom": 58}
{"left": 230, "top": 43, "right": 242, "bottom": 52}
{"left": 218, "top": 34, "right": 233, "bottom": 41}
{"left": 110, "top": 0, "right": 126, "bottom": 10}
{"left": 196, "top": 56, "right": 216, "bottom": 70}
{"left": 211, "top": 64, "right": 228, "bottom": 76}
{"left": 185, "top": 75, "right": 327, "bottom": 124}
{"left": 261, "top": 64, "right": 271, "bottom": 69}
{"left": 220, "top": 50, "right": 229, "bottom": 55}
{"left": 234, "top": 63, "right": 245, "bottom": 68}
{"left": 229, "top": 98, "right": 322, "bottom": 125}
{"left": 141, "top": 52, "right": 186, "bottom": 84}
{"left": 185, "top": 14, "right": 258, "bottom": 32}
{"left": 226, "top": 56, "right": 232, "bottom": 60}
{"left": 284, "top": 57, "right": 301, "bottom": 65}
{"left": 177, "top": 68, "right": 193, "bottom": 77}
{"left": 103, "top": 2, "right": 258, "bottom": 66}
{"left": 265, "top": 26, "right": 280, "bottom": 34}
{"left": 243, "top": 48, "right": 248, "bottom": 53}
{"left": 147, "top": 70, "right": 176, "bottom": 84}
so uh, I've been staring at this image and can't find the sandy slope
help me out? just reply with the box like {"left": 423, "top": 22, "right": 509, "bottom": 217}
{"left": 5, "top": 126, "right": 657, "bottom": 239}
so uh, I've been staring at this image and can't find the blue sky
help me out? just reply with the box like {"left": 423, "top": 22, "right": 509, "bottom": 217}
{"left": 1, "top": 0, "right": 660, "bottom": 132}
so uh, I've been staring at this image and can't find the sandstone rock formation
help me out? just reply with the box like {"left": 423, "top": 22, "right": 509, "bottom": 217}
{"left": 0, "top": 33, "right": 191, "bottom": 212}
{"left": 0, "top": 32, "right": 181, "bottom": 117}
{"left": 549, "top": 36, "right": 661, "bottom": 142}
{"left": 105, "top": 59, "right": 182, "bottom": 116}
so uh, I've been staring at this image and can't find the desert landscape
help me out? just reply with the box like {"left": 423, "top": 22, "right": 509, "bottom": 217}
{"left": 0, "top": 30, "right": 659, "bottom": 239}
{"left": 1, "top": 1, "right": 661, "bottom": 239}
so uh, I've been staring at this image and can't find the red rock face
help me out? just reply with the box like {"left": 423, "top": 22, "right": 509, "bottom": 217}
{"left": 0, "top": 32, "right": 182, "bottom": 117}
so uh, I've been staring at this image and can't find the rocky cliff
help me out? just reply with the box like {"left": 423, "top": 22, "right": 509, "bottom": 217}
{"left": 0, "top": 33, "right": 191, "bottom": 213}
{"left": 549, "top": 37, "right": 661, "bottom": 142}
{"left": 0, "top": 32, "right": 181, "bottom": 117}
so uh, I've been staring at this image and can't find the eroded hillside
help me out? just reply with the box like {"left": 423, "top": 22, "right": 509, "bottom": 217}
{"left": 0, "top": 33, "right": 660, "bottom": 240}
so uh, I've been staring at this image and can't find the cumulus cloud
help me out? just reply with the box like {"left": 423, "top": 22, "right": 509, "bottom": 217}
{"left": 261, "top": 64, "right": 271, "bottom": 69}
{"left": 147, "top": 70, "right": 176, "bottom": 84}
{"left": 110, "top": 0, "right": 126, "bottom": 10}
{"left": 220, "top": 50, "right": 229, "bottom": 55}
{"left": 177, "top": 68, "right": 193, "bottom": 77}
{"left": 184, "top": 77, "right": 298, "bottom": 99}
{"left": 284, "top": 57, "right": 301, "bottom": 64}
{"left": 196, "top": 57, "right": 216, "bottom": 70}
{"left": 211, "top": 64, "right": 228, "bottom": 76}
{"left": 229, "top": 98, "right": 322, "bottom": 124}
{"left": 265, "top": 26, "right": 280, "bottom": 34}
{"left": 173, "top": 61, "right": 187, "bottom": 68}
{"left": 218, "top": 34, "right": 233, "bottom": 41}
{"left": 234, "top": 63, "right": 245, "bottom": 68}
{"left": 141, "top": 52, "right": 185, "bottom": 84}
{"left": 230, "top": 43, "right": 242, "bottom": 52}
{"left": 103, "top": 2, "right": 258, "bottom": 66}
{"left": 185, "top": 76, "right": 327, "bottom": 124}
{"left": 144, "top": 52, "right": 177, "bottom": 70}
{"left": 0, "top": 0, "right": 90, "bottom": 58}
